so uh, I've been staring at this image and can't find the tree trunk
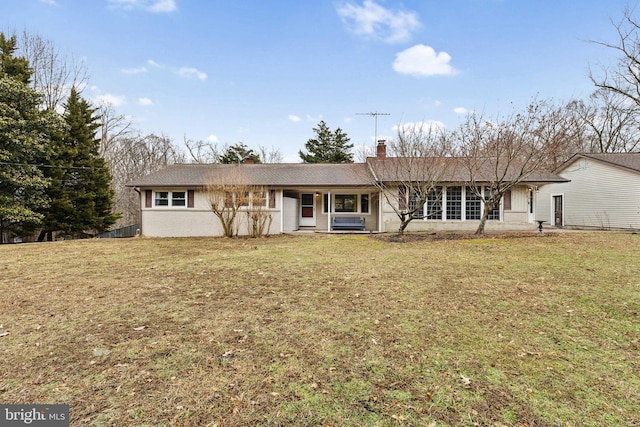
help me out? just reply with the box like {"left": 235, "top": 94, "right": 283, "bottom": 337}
{"left": 475, "top": 210, "right": 489, "bottom": 235}
{"left": 397, "top": 213, "right": 409, "bottom": 235}
{"left": 475, "top": 197, "right": 498, "bottom": 235}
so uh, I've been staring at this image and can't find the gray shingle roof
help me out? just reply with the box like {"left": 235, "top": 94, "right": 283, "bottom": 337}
{"left": 127, "top": 159, "right": 568, "bottom": 188}
{"left": 366, "top": 157, "right": 567, "bottom": 183}
{"left": 127, "top": 163, "right": 371, "bottom": 187}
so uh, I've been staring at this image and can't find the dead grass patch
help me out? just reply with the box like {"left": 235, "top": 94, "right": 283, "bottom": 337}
{"left": 1, "top": 232, "right": 638, "bottom": 426}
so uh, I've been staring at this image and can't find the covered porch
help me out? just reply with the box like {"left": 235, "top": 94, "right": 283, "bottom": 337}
{"left": 280, "top": 188, "right": 380, "bottom": 233}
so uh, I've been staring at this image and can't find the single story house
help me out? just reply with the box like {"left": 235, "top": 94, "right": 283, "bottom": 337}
{"left": 535, "top": 152, "right": 640, "bottom": 230}
{"left": 127, "top": 144, "right": 568, "bottom": 237}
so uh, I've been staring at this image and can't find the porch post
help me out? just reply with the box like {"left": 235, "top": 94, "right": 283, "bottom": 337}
{"left": 279, "top": 189, "right": 284, "bottom": 233}
{"left": 327, "top": 191, "right": 332, "bottom": 232}
{"left": 378, "top": 189, "right": 383, "bottom": 232}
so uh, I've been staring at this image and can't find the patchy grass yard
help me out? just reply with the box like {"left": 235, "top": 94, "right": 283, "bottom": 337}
{"left": 0, "top": 232, "right": 638, "bottom": 426}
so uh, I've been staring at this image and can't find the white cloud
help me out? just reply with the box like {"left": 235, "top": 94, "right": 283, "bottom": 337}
{"left": 147, "top": 59, "right": 162, "bottom": 68}
{"left": 337, "top": 0, "right": 420, "bottom": 43}
{"left": 122, "top": 66, "right": 148, "bottom": 74}
{"left": 108, "top": 0, "right": 177, "bottom": 13}
{"left": 39, "top": 0, "right": 58, "bottom": 6}
{"left": 178, "top": 67, "right": 207, "bottom": 81}
{"left": 95, "top": 93, "right": 127, "bottom": 107}
{"left": 206, "top": 134, "right": 219, "bottom": 143}
{"left": 148, "top": 0, "right": 176, "bottom": 12}
{"left": 288, "top": 115, "right": 302, "bottom": 123}
{"left": 454, "top": 107, "right": 469, "bottom": 115}
{"left": 393, "top": 44, "right": 458, "bottom": 77}
{"left": 138, "top": 97, "right": 154, "bottom": 106}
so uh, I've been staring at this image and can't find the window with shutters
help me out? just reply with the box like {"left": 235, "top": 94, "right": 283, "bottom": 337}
{"left": 172, "top": 191, "right": 186, "bottom": 206}
{"left": 153, "top": 190, "right": 194, "bottom": 207}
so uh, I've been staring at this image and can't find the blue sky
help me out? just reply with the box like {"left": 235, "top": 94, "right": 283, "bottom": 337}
{"left": 1, "top": 0, "right": 632, "bottom": 161}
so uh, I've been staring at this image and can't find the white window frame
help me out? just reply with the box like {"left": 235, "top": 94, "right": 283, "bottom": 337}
{"left": 416, "top": 186, "right": 502, "bottom": 222}
{"left": 172, "top": 191, "right": 186, "bottom": 206}
{"left": 323, "top": 192, "right": 371, "bottom": 214}
{"left": 155, "top": 191, "right": 187, "bottom": 207}
{"left": 227, "top": 190, "right": 273, "bottom": 209}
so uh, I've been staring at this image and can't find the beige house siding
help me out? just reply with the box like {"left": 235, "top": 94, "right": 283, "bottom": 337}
{"left": 380, "top": 184, "right": 536, "bottom": 233}
{"left": 503, "top": 186, "right": 531, "bottom": 224}
{"left": 139, "top": 183, "right": 545, "bottom": 237}
{"left": 536, "top": 157, "right": 640, "bottom": 229}
{"left": 140, "top": 188, "right": 282, "bottom": 237}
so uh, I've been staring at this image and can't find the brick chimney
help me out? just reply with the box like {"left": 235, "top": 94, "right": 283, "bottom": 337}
{"left": 376, "top": 140, "right": 387, "bottom": 160}
{"left": 244, "top": 157, "right": 254, "bottom": 164}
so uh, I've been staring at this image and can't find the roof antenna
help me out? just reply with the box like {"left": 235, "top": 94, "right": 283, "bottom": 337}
{"left": 357, "top": 111, "right": 390, "bottom": 146}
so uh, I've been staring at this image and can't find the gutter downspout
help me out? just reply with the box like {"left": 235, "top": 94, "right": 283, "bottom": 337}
{"left": 327, "top": 190, "right": 331, "bottom": 233}
{"left": 279, "top": 189, "right": 284, "bottom": 234}
{"left": 134, "top": 187, "right": 142, "bottom": 236}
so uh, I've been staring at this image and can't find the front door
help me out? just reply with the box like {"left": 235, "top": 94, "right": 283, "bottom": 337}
{"left": 300, "top": 193, "right": 316, "bottom": 227}
{"left": 553, "top": 195, "right": 563, "bottom": 227}
{"left": 528, "top": 189, "right": 535, "bottom": 223}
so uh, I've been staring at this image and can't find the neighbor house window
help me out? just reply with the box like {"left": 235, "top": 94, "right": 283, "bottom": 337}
{"left": 446, "top": 186, "right": 462, "bottom": 220}
{"left": 335, "top": 194, "right": 357, "bottom": 212}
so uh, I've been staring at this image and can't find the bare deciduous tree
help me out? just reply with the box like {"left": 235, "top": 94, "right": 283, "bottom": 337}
{"left": 184, "top": 137, "right": 222, "bottom": 163}
{"left": 456, "top": 101, "right": 567, "bottom": 234}
{"left": 98, "top": 102, "right": 134, "bottom": 157}
{"left": 365, "top": 123, "right": 454, "bottom": 234}
{"left": 589, "top": 7, "right": 640, "bottom": 108}
{"left": 105, "top": 133, "right": 185, "bottom": 227}
{"left": 185, "top": 138, "right": 283, "bottom": 164}
{"left": 258, "top": 145, "right": 283, "bottom": 163}
{"left": 569, "top": 90, "right": 640, "bottom": 153}
{"left": 18, "top": 30, "right": 88, "bottom": 111}
{"left": 205, "top": 167, "right": 273, "bottom": 237}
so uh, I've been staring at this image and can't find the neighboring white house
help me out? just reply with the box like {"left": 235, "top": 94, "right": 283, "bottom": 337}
{"left": 127, "top": 144, "right": 567, "bottom": 237}
{"left": 535, "top": 153, "right": 640, "bottom": 230}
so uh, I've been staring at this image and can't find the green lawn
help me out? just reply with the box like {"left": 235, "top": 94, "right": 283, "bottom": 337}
{"left": 0, "top": 232, "right": 638, "bottom": 426}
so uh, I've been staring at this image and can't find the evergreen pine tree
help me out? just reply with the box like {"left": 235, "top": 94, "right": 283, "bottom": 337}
{"left": 299, "top": 120, "right": 353, "bottom": 163}
{"left": 219, "top": 143, "right": 261, "bottom": 164}
{"left": 0, "top": 33, "right": 55, "bottom": 242}
{"left": 39, "top": 87, "right": 118, "bottom": 239}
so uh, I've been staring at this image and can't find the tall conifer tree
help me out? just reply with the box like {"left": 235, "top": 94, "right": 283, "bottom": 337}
{"left": 0, "top": 33, "right": 55, "bottom": 242}
{"left": 39, "top": 87, "right": 118, "bottom": 239}
{"left": 299, "top": 120, "right": 354, "bottom": 163}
